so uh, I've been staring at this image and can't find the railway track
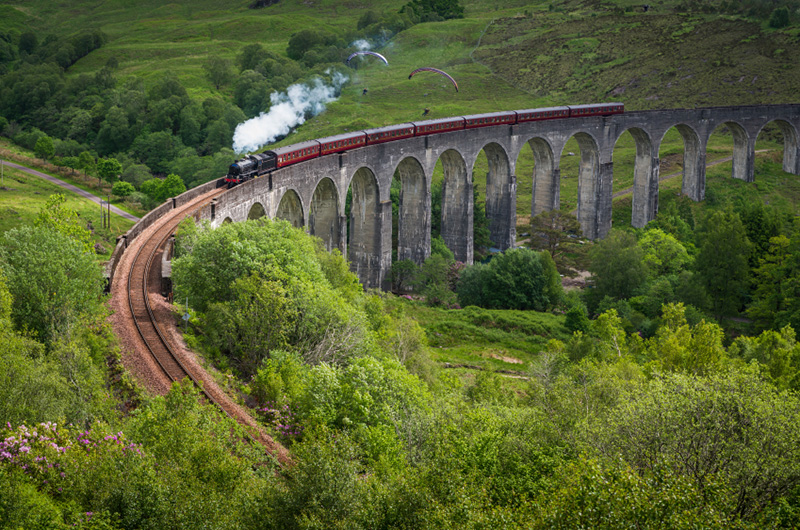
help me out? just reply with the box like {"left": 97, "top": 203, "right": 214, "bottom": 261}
{"left": 114, "top": 187, "right": 291, "bottom": 466}
{"left": 126, "top": 193, "right": 219, "bottom": 401}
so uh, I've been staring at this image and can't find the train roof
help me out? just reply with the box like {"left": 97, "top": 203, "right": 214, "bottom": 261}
{"left": 411, "top": 116, "right": 465, "bottom": 127}
{"left": 568, "top": 102, "right": 624, "bottom": 110}
{"left": 267, "top": 140, "right": 321, "bottom": 155}
{"left": 516, "top": 106, "right": 570, "bottom": 114}
{"left": 317, "top": 131, "right": 367, "bottom": 144}
{"left": 363, "top": 122, "right": 416, "bottom": 135}
{"left": 461, "top": 110, "right": 518, "bottom": 121}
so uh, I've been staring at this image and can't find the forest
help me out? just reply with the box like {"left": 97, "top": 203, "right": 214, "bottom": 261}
{"left": 2, "top": 0, "right": 800, "bottom": 528}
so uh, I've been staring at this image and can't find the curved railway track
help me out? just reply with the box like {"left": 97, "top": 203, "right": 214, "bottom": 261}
{"left": 114, "top": 188, "right": 292, "bottom": 466}
{"left": 126, "top": 195, "right": 219, "bottom": 404}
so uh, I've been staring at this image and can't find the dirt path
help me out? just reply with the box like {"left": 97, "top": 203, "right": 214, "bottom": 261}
{"left": 0, "top": 158, "right": 140, "bottom": 222}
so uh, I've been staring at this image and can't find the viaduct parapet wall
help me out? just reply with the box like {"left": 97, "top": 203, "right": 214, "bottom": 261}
{"left": 110, "top": 104, "right": 800, "bottom": 291}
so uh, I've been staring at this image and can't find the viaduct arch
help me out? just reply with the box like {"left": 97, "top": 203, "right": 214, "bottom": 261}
{"left": 114, "top": 104, "right": 800, "bottom": 291}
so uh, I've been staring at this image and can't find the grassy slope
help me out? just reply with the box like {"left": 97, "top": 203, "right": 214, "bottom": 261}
{"left": 389, "top": 297, "right": 571, "bottom": 372}
{"left": 0, "top": 150, "right": 136, "bottom": 259}
{"left": 2, "top": 0, "right": 797, "bottom": 124}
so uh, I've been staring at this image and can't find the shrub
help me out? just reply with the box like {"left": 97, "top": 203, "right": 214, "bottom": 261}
{"left": 457, "top": 248, "right": 554, "bottom": 310}
{"left": 769, "top": 7, "right": 790, "bottom": 28}
{"left": 595, "top": 369, "right": 800, "bottom": 519}
{"left": 111, "top": 180, "right": 134, "bottom": 198}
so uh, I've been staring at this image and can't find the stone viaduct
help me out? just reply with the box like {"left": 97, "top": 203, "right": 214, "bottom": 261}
{"left": 138, "top": 104, "right": 800, "bottom": 291}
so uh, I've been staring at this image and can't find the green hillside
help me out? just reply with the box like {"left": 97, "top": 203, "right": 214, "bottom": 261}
{"left": 2, "top": 0, "right": 799, "bottom": 128}
{"left": 3, "top": 0, "right": 798, "bottom": 227}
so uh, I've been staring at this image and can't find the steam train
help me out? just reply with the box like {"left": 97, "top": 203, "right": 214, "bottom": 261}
{"left": 225, "top": 102, "right": 624, "bottom": 186}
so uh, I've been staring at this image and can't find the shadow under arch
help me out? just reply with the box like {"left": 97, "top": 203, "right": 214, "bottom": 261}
{"left": 439, "top": 149, "right": 472, "bottom": 263}
{"left": 309, "top": 177, "right": 341, "bottom": 252}
{"left": 528, "top": 136, "right": 557, "bottom": 217}
{"left": 394, "top": 157, "right": 429, "bottom": 265}
{"left": 276, "top": 189, "right": 304, "bottom": 229}
{"left": 348, "top": 167, "right": 384, "bottom": 287}
{"left": 560, "top": 132, "right": 600, "bottom": 238}
{"left": 616, "top": 127, "right": 657, "bottom": 228}
{"left": 247, "top": 202, "right": 266, "bottom": 220}
{"left": 222, "top": 217, "right": 233, "bottom": 224}
{"left": 476, "top": 142, "right": 515, "bottom": 251}
{"left": 757, "top": 119, "right": 799, "bottom": 175}
{"left": 709, "top": 120, "right": 750, "bottom": 182}
{"left": 658, "top": 123, "right": 703, "bottom": 201}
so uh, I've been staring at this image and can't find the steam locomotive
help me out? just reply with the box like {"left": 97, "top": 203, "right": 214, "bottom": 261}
{"left": 225, "top": 102, "right": 624, "bottom": 186}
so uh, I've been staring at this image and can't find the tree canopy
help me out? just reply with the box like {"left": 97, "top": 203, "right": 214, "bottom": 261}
{"left": 0, "top": 225, "right": 103, "bottom": 345}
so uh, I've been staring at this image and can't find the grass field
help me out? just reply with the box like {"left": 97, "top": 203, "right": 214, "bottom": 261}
{"left": 391, "top": 297, "right": 570, "bottom": 373}
{"left": 0, "top": 144, "right": 137, "bottom": 260}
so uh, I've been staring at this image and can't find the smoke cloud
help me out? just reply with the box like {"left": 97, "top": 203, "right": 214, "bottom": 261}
{"left": 350, "top": 39, "right": 371, "bottom": 51}
{"left": 232, "top": 72, "right": 349, "bottom": 154}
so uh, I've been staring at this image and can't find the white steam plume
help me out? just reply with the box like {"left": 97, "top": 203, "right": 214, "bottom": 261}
{"left": 232, "top": 72, "right": 349, "bottom": 154}
{"left": 350, "top": 39, "right": 371, "bottom": 51}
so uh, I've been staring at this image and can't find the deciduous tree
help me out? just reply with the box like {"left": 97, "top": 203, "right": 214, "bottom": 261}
{"left": 588, "top": 229, "right": 647, "bottom": 302}
{"left": 77, "top": 151, "right": 95, "bottom": 177}
{"left": 34, "top": 193, "right": 93, "bottom": 254}
{"left": 695, "top": 208, "right": 752, "bottom": 318}
{"left": 203, "top": 56, "right": 233, "bottom": 90}
{"left": 528, "top": 209, "right": 584, "bottom": 274}
{"left": 0, "top": 226, "right": 103, "bottom": 345}
{"left": 33, "top": 135, "right": 54, "bottom": 161}
{"left": 206, "top": 271, "right": 297, "bottom": 375}
{"left": 96, "top": 157, "right": 122, "bottom": 186}
{"left": 112, "top": 180, "right": 134, "bottom": 198}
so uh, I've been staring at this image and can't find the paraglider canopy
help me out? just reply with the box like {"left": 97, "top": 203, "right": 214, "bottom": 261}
{"left": 408, "top": 67, "right": 459, "bottom": 92}
{"left": 346, "top": 51, "right": 389, "bottom": 66}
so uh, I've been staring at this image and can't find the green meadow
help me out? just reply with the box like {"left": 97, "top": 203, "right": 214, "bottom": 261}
{"left": 0, "top": 158, "right": 135, "bottom": 259}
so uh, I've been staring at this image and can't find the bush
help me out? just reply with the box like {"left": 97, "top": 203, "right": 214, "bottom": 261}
{"left": 0, "top": 226, "right": 104, "bottom": 345}
{"left": 536, "top": 456, "right": 733, "bottom": 529}
{"left": 769, "top": 7, "right": 790, "bottom": 28}
{"left": 457, "top": 248, "right": 555, "bottom": 310}
{"left": 596, "top": 369, "right": 800, "bottom": 519}
{"left": 111, "top": 180, "right": 134, "bottom": 198}
{"left": 565, "top": 304, "right": 590, "bottom": 333}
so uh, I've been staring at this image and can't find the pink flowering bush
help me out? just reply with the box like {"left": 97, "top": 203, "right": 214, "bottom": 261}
{"left": 0, "top": 384, "right": 273, "bottom": 529}
{"left": 257, "top": 401, "right": 304, "bottom": 442}
{"left": 0, "top": 422, "right": 143, "bottom": 494}
{"left": 0, "top": 421, "right": 142, "bottom": 529}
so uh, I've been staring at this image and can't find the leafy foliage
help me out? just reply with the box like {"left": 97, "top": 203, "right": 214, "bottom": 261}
{"left": 596, "top": 369, "right": 800, "bottom": 519}
{"left": 457, "top": 248, "right": 562, "bottom": 310}
{"left": 34, "top": 134, "right": 54, "bottom": 161}
{"left": 206, "top": 271, "right": 296, "bottom": 375}
{"left": 96, "top": 157, "right": 122, "bottom": 185}
{"left": 588, "top": 230, "right": 648, "bottom": 303}
{"left": 0, "top": 225, "right": 103, "bottom": 345}
{"left": 34, "top": 193, "right": 94, "bottom": 254}
{"left": 111, "top": 180, "right": 134, "bottom": 198}
{"left": 695, "top": 208, "right": 753, "bottom": 317}
{"left": 400, "top": 0, "right": 465, "bottom": 21}
{"left": 173, "top": 218, "right": 376, "bottom": 371}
